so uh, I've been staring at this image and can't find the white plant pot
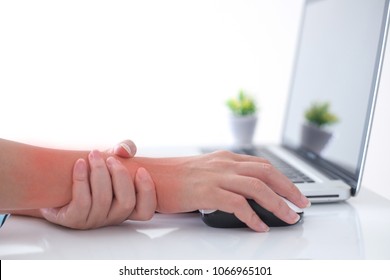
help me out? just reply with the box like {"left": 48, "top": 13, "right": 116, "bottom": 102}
{"left": 300, "top": 122, "right": 333, "bottom": 154}
{"left": 230, "top": 114, "right": 258, "bottom": 147}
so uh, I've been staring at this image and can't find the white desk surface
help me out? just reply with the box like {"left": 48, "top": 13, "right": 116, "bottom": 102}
{"left": 1, "top": 188, "right": 390, "bottom": 260}
{"left": 1, "top": 147, "right": 390, "bottom": 260}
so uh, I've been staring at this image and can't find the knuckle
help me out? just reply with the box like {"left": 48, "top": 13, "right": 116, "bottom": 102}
{"left": 275, "top": 198, "right": 286, "bottom": 212}
{"left": 259, "top": 162, "right": 275, "bottom": 178}
{"left": 213, "top": 149, "right": 234, "bottom": 158}
{"left": 267, "top": 197, "right": 288, "bottom": 215}
{"left": 247, "top": 177, "right": 265, "bottom": 194}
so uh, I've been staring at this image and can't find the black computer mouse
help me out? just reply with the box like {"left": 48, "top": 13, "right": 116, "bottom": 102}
{"left": 200, "top": 198, "right": 304, "bottom": 228}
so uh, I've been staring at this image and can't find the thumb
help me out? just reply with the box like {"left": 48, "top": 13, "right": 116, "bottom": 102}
{"left": 112, "top": 140, "right": 137, "bottom": 158}
{"left": 40, "top": 207, "right": 61, "bottom": 223}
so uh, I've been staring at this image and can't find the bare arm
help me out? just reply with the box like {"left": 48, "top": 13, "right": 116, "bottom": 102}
{"left": 1, "top": 139, "right": 156, "bottom": 230}
{"left": 0, "top": 138, "right": 93, "bottom": 210}
{"left": 0, "top": 138, "right": 310, "bottom": 232}
{"left": 0, "top": 139, "right": 139, "bottom": 210}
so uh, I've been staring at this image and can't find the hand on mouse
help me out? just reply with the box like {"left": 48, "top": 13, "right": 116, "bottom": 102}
{"left": 125, "top": 150, "right": 311, "bottom": 232}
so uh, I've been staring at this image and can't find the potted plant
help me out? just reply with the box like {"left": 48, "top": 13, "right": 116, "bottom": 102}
{"left": 226, "top": 90, "right": 258, "bottom": 147}
{"left": 301, "top": 102, "right": 339, "bottom": 154}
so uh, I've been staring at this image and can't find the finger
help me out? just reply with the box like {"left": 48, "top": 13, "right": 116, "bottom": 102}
{"left": 40, "top": 207, "right": 62, "bottom": 225}
{"left": 210, "top": 150, "right": 270, "bottom": 163}
{"left": 128, "top": 167, "right": 157, "bottom": 221}
{"left": 211, "top": 189, "right": 269, "bottom": 232}
{"left": 233, "top": 161, "right": 310, "bottom": 209}
{"left": 87, "top": 150, "right": 113, "bottom": 228}
{"left": 207, "top": 151, "right": 310, "bottom": 208}
{"left": 111, "top": 140, "right": 137, "bottom": 158}
{"left": 105, "top": 156, "right": 136, "bottom": 225}
{"left": 64, "top": 158, "right": 93, "bottom": 226}
{"left": 41, "top": 159, "right": 92, "bottom": 229}
{"left": 220, "top": 174, "right": 300, "bottom": 225}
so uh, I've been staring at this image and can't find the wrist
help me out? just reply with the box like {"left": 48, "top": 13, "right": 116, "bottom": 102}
{"left": 118, "top": 156, "right": 191, "bottom": 213}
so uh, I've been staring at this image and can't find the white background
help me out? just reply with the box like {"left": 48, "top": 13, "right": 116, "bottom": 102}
{"left": 1, "top": 0, "right": 389, "bottom": 199}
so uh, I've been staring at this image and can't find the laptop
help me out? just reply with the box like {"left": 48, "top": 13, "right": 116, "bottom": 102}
{"left": 204, "top": 0, "right": 390, "bottom": 203}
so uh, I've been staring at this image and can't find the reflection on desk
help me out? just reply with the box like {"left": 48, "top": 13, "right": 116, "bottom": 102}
{"left": 1, "top": 189, "right": 390, "bottom": 259}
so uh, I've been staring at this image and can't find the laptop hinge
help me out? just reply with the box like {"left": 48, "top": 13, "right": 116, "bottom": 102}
{"left": 284, "top": 145, "right": 357, "bottom": 190}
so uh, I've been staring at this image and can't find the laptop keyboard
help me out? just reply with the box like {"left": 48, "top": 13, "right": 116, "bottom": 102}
{"left": 232, "top": 147, "right": 315, "bottom": 184}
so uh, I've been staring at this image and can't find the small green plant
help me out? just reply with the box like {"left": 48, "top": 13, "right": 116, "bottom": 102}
{"left": 226, "top": 90, "right": 257, "bottom": 116}
{"left": 305, "top": 102, "right": 338, "bottom": 127}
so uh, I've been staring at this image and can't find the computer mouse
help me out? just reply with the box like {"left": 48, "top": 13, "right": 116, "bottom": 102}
{"left": 200, "top": 197, "right": 303, "bottom": 228}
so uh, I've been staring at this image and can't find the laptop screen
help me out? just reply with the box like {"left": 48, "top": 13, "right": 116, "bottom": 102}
{"left": 282, "top": 0, "right": 390, "bottom": 191}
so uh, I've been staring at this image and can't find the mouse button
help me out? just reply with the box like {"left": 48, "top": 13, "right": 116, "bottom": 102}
{"left": 281, "top": 197, "right": 304, "bottom": 213}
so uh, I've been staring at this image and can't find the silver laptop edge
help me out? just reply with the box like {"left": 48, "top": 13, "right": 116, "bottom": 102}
{"left": 280, "top": 0, "right": 390, "bottom": 202}
{"left": 356, "top": 0, "right": 390, "bottom": 196}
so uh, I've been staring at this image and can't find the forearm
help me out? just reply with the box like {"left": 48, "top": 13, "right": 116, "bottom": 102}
{"left": 0, "top": 138, "right": 181, "bottom": 213}
{"left": 0, "top": 139, "right": 90, "bottom": 210}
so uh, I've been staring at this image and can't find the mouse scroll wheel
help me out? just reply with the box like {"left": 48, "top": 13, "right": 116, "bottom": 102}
{"left": 199, "top": 209, "right": 217, "bottom": 215}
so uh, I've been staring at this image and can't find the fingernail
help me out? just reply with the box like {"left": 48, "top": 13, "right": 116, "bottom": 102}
{"left": 74, "top": 158, "right": 87, "bottom": 178}
{"left": 89, "top": 149, "right": 102, "bottom": 161}
{"left": 260, "top": 223, "right": 270, "bottom": 232}
{"left": 106, "top": 156, "right": 117, "bottom": 168}
{"left": 252, "top": 217, "right": 269, "bottom": 232}
{"left": 289, "top": 209, "right": 300, "bottom": 224}
{"left": 301, "top": 194, "right": 311, "bottom": 208}
{"left": 114, "top": 143, "right": 133, "bottom": 156}
{"left": 136, "top": 167, "right": 152, "bottom": 182}
{"left": 256, "top": 221, "right": 270, "bottom": 232}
